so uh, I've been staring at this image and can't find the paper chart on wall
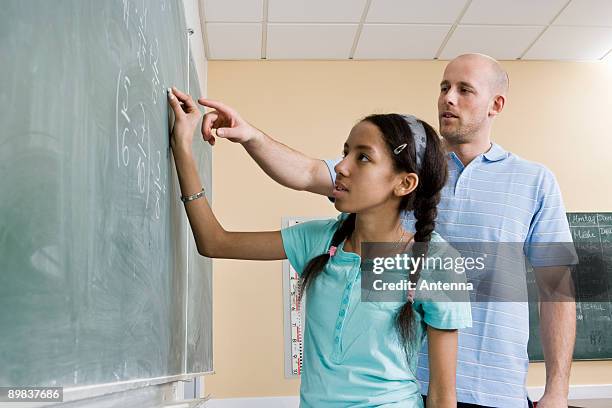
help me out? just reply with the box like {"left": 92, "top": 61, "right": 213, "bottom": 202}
{"left": 282, "top": 217, "right": 328, "bottom": 378}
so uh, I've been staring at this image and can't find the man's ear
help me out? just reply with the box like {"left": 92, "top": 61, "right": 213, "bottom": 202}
{"left": 489, "top": 94, "right": 506, "bottom": 117}
{"left": 395, "top": 173, "right": 419, "bottom": 197}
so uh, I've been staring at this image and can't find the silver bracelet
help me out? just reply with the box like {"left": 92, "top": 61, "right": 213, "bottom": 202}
{"left": 181, "top": 188, "right": 205, "bottom": 203}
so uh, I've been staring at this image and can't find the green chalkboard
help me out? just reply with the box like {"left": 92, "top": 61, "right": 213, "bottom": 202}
{"left": 528, "top": 213, "right": 612, "bottom": 361}
{"left": 0, "top": 0, "right": 212, "bottom": 389}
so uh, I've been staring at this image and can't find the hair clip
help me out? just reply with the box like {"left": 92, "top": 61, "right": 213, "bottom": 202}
{"left": 328, "top": 246, "right": 337, "bottom": 257}
{"left": 393, "top": 143, "right": 408, "bottom": 155}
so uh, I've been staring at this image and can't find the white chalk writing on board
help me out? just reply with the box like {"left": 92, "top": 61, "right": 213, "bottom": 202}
{"left": 115, "top": 0, "right": 167, "bottom": 221}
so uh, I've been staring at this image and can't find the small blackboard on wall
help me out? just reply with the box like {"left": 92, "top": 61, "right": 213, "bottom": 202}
{"left": 528, "top": 213, "right": 612, "bottom": 361}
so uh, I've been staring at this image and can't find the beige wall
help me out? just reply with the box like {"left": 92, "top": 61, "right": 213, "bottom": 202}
{"left": 204, "top": 60, "right": 612, "bottom": 398}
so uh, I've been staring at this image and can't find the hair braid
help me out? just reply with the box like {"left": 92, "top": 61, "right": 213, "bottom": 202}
{"left": 396, "top": 119, "right": 448, "bottom": 356}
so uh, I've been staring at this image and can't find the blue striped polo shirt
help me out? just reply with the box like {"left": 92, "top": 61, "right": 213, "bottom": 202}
{"left": 324, "top": 142, "right": 577, "bottom": 407}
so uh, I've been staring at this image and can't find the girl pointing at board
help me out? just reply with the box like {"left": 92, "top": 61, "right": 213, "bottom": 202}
{"left": 167, "top": 87, "right": 471, "bottom": 407}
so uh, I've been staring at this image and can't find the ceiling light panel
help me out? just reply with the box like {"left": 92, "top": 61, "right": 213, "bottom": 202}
{"left": 524, "top": 26, "right": 612, "bottom": 60}
{"left": 203, "top": 0, "right": 264, "bottom": 22}
{"left": 267, "top": 24, "right": 358, "bottom": 59}
{"left": 462, "top": 0, "right": 567, "bottom": 25}
{"left": 206, "top": 23, "right": 262, "bottom": 59}
{"left": 268, "top": 0, "right": 368, "bottom": 23}
{"left": 439, "top": 25, "right": 543, "bottom": 60}
{"left": 554, "top": 0, "right": 612, "bottom": 27}
{"left": 366, "top": 0, "right": 467, "bottom": 24}
{"left": 354, "top": 24, "right": 451, "bottom": 59}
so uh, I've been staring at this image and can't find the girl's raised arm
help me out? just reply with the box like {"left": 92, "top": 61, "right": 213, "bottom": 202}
{"left": 168, "top": 87, "right": 286, "bottom": 260}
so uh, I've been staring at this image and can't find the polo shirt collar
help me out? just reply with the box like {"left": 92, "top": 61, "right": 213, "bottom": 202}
{"left": 446, "top": 142, "right": 507, "bottom": 169}
{"left": 482, "top": 142, "right": 507, "bottom": 162}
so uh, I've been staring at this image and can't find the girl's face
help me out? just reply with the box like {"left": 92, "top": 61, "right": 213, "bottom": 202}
{"left": 333, "top": 121, "right": 413, "bottom": 214}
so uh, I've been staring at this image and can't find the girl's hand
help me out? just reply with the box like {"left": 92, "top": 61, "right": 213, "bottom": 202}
{"left": 198, "top": 98, "right": 261, "bottom": 146}
{"left": 168, "top": 87, "right": 201, "bottom": 152}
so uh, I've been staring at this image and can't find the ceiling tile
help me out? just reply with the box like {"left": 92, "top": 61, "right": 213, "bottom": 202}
{"left": 203, "top": 0, "right": 264, "bottom": 22}
{"left": 366, "top": 0, "right": 466, "bottom": 24}
{"left": 268, "top": 0, "right": 368, "bottom": 23}
{"left": 206, "top": 23, "right": 262, "bottom": 59}
{"left": 267, "top": 24, "right": 358, "bottom": 59}
{"left": 554, "top": 0, "right": 612, "bottom": 27}
{"left": 354, "top": 24, "right": 451, "bottom": 59}
{"left": 524, "top": 26, "right": 612, "bottom": 60}
{"left": 462, "top": 0, "right": 567, "bottom": 25}
{"left": 439, "top": 25, "right": 543, "bottom": 60}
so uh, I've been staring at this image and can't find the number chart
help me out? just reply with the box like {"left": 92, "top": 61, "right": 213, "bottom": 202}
{"left": 282, "top": 217, "right": 328, "bottom": 378}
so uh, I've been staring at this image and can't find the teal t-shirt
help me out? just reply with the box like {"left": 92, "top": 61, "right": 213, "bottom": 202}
{"left": 281, "top": 214, "right": 472, "bottom": 408}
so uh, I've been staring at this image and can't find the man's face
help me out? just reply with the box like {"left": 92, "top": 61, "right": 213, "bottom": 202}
{"left": 437, "top": 57, "right": 494, "bottom": 144}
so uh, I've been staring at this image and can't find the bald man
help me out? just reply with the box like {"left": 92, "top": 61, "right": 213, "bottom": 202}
{"left": 198, "top": 54, "right": 576, "bottom": 408}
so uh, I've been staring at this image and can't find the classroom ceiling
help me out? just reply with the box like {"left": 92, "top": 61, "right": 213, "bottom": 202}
{"left": 197, "top": 0, "right": 612, "bottom": 61}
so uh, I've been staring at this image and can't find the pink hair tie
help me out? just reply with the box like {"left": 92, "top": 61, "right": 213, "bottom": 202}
{"left": 407, "top": 288, "right": 416, "bottom": 304}
{"left": 328, "top": 246, "right": 337, "bottom": 257}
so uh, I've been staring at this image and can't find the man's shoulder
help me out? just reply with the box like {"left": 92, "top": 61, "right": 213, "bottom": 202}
{"left": 494, "top": 149, "right": 558, "bottom": 183}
